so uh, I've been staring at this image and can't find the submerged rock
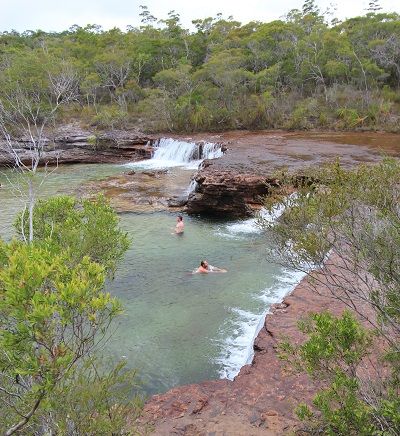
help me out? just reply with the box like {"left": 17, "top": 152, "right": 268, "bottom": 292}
{"left": 167, "top": 195, "right": 188, "bottom": 207}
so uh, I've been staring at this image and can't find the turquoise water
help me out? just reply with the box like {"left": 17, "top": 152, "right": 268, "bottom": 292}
{"left": 0, "top": 164, "right": 301, "bottom": 395}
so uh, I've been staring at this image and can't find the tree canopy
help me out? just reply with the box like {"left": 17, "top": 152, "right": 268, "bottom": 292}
{"left": 0, "top": 2, "right": 399, "bottom": 132}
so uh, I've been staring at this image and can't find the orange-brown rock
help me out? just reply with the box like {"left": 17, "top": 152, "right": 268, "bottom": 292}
{"left": 183, "top": 130, "right": 400, "bottom": 217}
{"left": 187, "top": 170, "right": 276, "bottom": 217}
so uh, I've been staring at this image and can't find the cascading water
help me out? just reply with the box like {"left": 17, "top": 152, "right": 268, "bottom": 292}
{"left": 186, "top": 179, "right": 198, "bottom": 195}
{"left": 125, "top": 138, "right": 223, "bottom": 170}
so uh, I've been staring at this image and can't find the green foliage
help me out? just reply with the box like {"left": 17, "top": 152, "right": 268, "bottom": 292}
{"left": 0, "top": 240, "right": 122, "bottom": 431}
{"left": 286, "top": 98, "right": 319, "bottom": 129}
{"left": 280, "top": 312, "right": 382, "bottom": 435}
{"left": 15, "top": 195, "right": 130, "bottom": 276}
{"left": 267, "top": 158, "right": 400, "bottom": 435}
{"left": 311, "top": 372, "right": 375, "bottom": 435}
{"left": 298, "top": 311, "right": 372, "bottom": 375}
{"left": 336, "top": 107, "right": 363, "bottom": 128}
{"left": 0, "top": 8, "right": 399, "bottom": 132}
{"left": 48, "top": 359, "right": 144, "bottom": 435}
{"left": 93, "top": 105, "right": 129, "bottom": 129}
{"left": 1, "top": 195, "right": 134, "bottom": 434}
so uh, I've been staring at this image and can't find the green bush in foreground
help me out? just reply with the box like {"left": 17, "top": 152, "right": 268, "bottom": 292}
{"left": 15, "top": 195, "right": 130, "bottom": 276}
{"left": 0, "top": 195, "right": 140, "bottom": 435}
{"left": 280, "top": 311, "right": 376, "bottom": 435}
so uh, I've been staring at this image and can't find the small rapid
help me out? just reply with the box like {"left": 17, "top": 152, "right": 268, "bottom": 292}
{"left": 213, "top": 193, "right": 304, "bottom": 380}
{"left": 125, "top": 138, "right": 223, "bottom": 170}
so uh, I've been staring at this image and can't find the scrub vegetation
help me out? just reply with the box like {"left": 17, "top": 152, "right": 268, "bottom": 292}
{"left": 0, "top": 0, "right": 399, "bottom": 132}
{"left": 263, "top": 159, "right": 400, "bottom": 435}
{"left": 0, "top": 196, "right": 142, "bottom": 435}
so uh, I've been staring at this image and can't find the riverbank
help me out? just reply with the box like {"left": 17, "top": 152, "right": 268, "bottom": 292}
{"left": 0, "top": 124, "right": 153, "bottom": 167}
{"left": 1, "top": 127, "right": 396, "bottom": 433}
{"left": 181, "top": 130, "right": 400, "bottom": 216}
{"left": 138, "top": 254, "right": 373, "bottom": 435}
{"left": 20, "top": 127, "right": 396, "bottom": 217}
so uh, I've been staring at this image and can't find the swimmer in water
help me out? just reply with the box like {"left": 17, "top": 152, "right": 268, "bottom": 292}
{"left": 194, "top": 260, "right": 227, "bottom": 274}
{"left": 172, "top": 215, "right": 184, "bottom": 235}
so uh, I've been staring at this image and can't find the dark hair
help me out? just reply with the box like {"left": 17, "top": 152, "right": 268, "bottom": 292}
{"left": 177, "top": 215, "right": 183, "bottom": 221}
{"left": 200, "top": 260, "right": 206, "bottom": 268}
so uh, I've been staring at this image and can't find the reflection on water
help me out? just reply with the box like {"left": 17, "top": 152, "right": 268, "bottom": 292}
{"left": 0, "top": 163, "right": 302, "bottom": 396}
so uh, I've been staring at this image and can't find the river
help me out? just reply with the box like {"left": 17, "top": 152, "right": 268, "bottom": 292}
{"left": 0, "top": 138, "right": 304, "bottom": 396}
{"left": 3, "top": 132, "right": 395, "bottom": 396}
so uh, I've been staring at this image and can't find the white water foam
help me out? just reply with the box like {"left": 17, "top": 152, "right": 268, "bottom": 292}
{"left": 186, "top": 179, "right": 198, "bottom": 195}
{"left": 214, "top": 192, "right": 305, "bottom": 380}
{"left": 216, "top": 193, "right": 299, "bottom": 239}
{"left": 125, "top": 138, "right": 223, "bottom": 170}
{"left": 215, "top": 269, "right": 306, "bottom": 380}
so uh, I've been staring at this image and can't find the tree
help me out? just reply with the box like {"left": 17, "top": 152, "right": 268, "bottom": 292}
{"left": 372, "top": 34, "right": 400, "bottom": 86}
{"left": 0, "top": 195, "right": 131, "bottom": 434}
{"left": 1, "top": 7, "right": 399, "bottom": 133}
{"left": 0, "top": 50, "right": 79, "bottom": 242}
{"left": 15, "top": 195, "right": 130, "bottom": 276}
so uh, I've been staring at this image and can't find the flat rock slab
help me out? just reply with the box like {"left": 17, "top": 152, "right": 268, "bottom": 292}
{"left": 181, "top": 130, "right": 400, "bottom": 217}
{"left": 0, "top": 124, "right": 153, "bottom": 167}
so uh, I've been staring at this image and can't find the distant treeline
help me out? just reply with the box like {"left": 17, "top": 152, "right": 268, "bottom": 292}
{"left": 0, "top": 0, "right": 399, "bottom": 132}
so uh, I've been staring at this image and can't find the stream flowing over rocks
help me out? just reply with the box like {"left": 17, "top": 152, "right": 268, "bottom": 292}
{"left": 3, "top": 127, "right": 398, "bottom": 219}
{"left": 1, "top": 125, "right": 399, "bottom": 434}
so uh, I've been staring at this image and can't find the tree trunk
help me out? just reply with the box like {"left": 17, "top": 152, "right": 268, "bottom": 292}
{"left": 28, "top": 177, "right": 35, "bottom": 243}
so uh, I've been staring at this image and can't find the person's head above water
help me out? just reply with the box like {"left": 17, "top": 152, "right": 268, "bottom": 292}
{"left": 200, "top": 260, "right": 207, "bottom": 268}
{"left": 177, "top": 215, "right": 183, "bottom": 222}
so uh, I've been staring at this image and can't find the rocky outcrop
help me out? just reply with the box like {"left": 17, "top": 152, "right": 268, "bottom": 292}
{"left": 186, "top": 168, "right": 277, "bottom": 217}
{"left": 180, "top": 130, "right": 400, "bottom": 218}
{"left": 0, "top": 125, "right": 153, "bottom": 167}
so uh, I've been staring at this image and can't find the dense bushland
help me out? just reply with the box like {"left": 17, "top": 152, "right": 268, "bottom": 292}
{"left": 0, "top": 0, "right": 399, "bottom": 132}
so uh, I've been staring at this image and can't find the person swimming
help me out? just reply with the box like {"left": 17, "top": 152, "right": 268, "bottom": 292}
{"left": 194, "top": 260, "right": 227, "bottom": 274}
{"left": 172, "top": 215, "right": 184, "bottom": 235}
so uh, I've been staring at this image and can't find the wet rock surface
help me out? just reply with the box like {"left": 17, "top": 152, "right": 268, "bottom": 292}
{"left": 182, "top": 130, "right": 400, "bottom": 217}
{"left": 82, "top": 168, "right": 193, "bottom": 213}
{"left": 0, "top": 124, "right": 153, "bottom": 167}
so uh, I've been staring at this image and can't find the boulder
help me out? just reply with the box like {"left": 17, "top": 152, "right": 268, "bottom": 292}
{"left": 186, "top": 170, "right": 274, "bottom": 217}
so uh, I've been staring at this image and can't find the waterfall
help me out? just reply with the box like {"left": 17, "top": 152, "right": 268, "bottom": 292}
{"left": 186, "top": 179, "right": 198, "bottom": 195}
{"left": 151, "top": 138, "right": 200, "bottom": 164}
{"left": 152, "top": 138, "right": 223, "bottom": 164}
{"left": 125, "top": 138, "right": 223, "bottom": 170}
{"left": 201, "top": 142, "right": 223, "bottom": 160}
